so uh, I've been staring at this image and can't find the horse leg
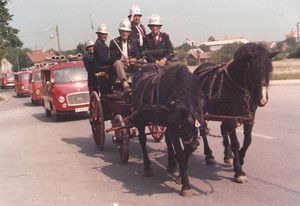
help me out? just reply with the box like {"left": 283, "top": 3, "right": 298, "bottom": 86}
{"left": 171, "top": 135, "right": 193, "bottom": 197}
{"left": 137, "top": 125, "right": 153, "bottom": 177}
{"left": 225, "top": 123, "right": 247, "bottom": 183}
{"left": 239, "top": 123, "right": 253, "bottom": 166}
{"left": 165, "top": 132, "right": 177, "bottom": 173}
{"left": 200, "top": 124, "right": 216, "bottom": 164}
{"left": 221, "top": 122, "right": 233, "bottom": 165}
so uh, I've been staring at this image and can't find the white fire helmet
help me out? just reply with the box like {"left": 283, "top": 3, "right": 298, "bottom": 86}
{"left": 96, "top": 24, "right": 109, "bottom": 34}
{"left": 118, "top": 19, "right": 132, "bottom": 32}
{"left": 85, "top": 40, "right": 94, "bottom": 50}
{"left": 128, "top": 5, "right": 142, "bottom": 17}
{"left": 148, "top": 14, "right": 162, "bottom": 27}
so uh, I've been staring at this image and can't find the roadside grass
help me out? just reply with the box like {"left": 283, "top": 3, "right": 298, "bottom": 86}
{"left": 271, "top": 72, "right": 300, "bottom": 80}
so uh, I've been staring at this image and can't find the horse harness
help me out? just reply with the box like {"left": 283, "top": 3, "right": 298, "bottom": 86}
{"left": 196, "top": 62, "right": 255, "bottom": 125}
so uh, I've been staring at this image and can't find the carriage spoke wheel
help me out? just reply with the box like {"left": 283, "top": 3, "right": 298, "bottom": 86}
{"left": 148, "top": 124, "right": 165, "bottom": 142}
{"left": 89, "top": 91, "right": 105, "bottom": 151}
{"left": 113, "top": 114, "right": 129, "bottom": 164}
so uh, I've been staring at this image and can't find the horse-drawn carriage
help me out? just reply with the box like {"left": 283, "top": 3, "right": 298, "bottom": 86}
{"left": 88, "top": 63, "right": 165, "bottom": 164}
{"left": 88, "top": 43, "right": 279, "bottom": 196}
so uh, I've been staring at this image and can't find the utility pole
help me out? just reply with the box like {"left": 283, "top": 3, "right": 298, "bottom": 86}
{"left": 56, "top": 25, "right": 62, "bottom": 55}
{"left": 297, "top": 22, "right": 300, "bottom": 47}
{"left": 90, "top": 14, "right": 94, "bottom": 41}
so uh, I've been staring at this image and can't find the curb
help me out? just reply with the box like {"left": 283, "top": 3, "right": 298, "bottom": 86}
{"left": 270, "top": 79, "right": 300, "bottom": 86}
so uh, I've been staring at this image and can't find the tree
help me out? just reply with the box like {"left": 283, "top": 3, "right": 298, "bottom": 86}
{"left": 5, "top": 47, "right": 31, "bottom": 71}
{"left": 0, "top": 0, "right": 23, "bottom": 66}
{"left": 211, "top": 42, "right": 243, "bottom": 63}
{"left": 199, "top": 44, "right": 211, "bottom": 52}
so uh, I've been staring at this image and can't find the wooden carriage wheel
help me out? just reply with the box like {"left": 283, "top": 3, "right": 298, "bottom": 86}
{"left": 113, "top": 114, "right": 129, "bottom": 164}
{"left": 148, "top": 124, "right": 165, "bottom": 142}
{"left": 89, "top": 91, "right": 105, "bottom": 151}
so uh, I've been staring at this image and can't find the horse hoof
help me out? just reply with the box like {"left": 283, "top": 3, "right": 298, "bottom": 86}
{"left": 144, "top": 170, "right": 154, "bottom": 177}
{"left": 235, "top": 175, "right": 247, "bottom": 183}
{"left": 175, "top": 176, "right": 182, "bottom": 185}
{"left": 206, "top": 158, "right": 216, "bottom": 165}
{"left": 224, "top": 158, "right": 233, "bottom": 165}
{"left": 180, "top": 189, "right": 193, "bottom": 197}
{"left": 166, "top": 165, "right": 176, "bottom": 174}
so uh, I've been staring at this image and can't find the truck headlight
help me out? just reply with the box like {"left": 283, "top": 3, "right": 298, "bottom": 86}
{"left": 58, "top": 96, "right": 65, "bottom": 103}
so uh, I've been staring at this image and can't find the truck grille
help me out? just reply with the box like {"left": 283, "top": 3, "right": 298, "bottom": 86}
{"left": 66, "top": 92, "right": 89, "bottom": 106}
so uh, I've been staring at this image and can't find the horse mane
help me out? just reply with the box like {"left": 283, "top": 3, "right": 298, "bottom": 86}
{"left": 231, "top": 43, "right": 273, "bottom": 86}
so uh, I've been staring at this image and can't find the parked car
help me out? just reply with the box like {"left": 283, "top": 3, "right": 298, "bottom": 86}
{"left": 40, "top": 61, "right": 89, "bottom": 120}
{"left": 29, "top": 68, "right": 42, "bottom": 105}
{"left": 14, "top": 71, "right": 31, "bottom": 97}
{"left": 1, "top": 71, "right": 15, "bottom": 89}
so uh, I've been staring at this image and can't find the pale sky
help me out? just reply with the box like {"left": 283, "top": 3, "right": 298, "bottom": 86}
{"left": 7, "top": 0, "right": 300, "bottom": 51}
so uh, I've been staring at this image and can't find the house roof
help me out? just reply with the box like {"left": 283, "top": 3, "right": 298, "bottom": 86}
{"left": 26, "top": 50, "right": 56, "bottom": 63}
{"left": 187, "top": 51, "right": 211, "bottom": 60}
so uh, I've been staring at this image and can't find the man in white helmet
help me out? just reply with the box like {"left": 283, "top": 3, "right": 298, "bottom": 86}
{"left": 109, "top": 19, "right": 141, "bottom": 93}
{"left": 128, "top": 5, "right": 146, "bottom": 51}
{"left": 143, "top": 14, "right": 174, "bottom": 66}
{"left": 94, "top": 24, "right": 112, "bottom": 70}
{"left": 92, "top": 24, "right": 114, "bottom": 95}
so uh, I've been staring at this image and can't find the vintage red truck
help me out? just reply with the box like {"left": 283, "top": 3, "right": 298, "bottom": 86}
{"left": 14, "top": 71, "right": 31, "bottom": 97}
{"left": 40, "top": 60, "right": 89, "bottom": 120}
{"left": 29, "top": 67, "right": 42, "bottom": 105}
{"left": 1, "top": 71, "right": 15, "bottom": 89}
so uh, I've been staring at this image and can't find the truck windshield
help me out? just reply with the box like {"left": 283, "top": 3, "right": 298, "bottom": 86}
{"left": 54, "top": 66, "right": 87, "bottom": 83}
{"left": 20, "top": 73, "right": 30, "bottom": 80}
{"left": 33, "top": 72, "right": 41, "bottom": 82}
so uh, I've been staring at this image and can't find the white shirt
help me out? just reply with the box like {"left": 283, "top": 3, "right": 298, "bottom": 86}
{"left": 122, "top": 41, "right": 128, "bottom": 56}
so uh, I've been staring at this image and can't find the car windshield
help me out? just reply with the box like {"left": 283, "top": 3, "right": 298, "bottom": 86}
{"left": 20, "top": 73, "right": 30, "bottom": 80}
{"left": 33, "top": 72, "right": 41, "bottom": 82}
{"left": 3, "top": 73, "right": 14, "bottom": 78}
{"left": 53, "top": 66, "right": 87, "bottom": 83}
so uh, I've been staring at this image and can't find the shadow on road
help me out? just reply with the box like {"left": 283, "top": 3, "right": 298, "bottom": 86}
{"left": 61, "top": 133, "right": 231, "bottom": 197}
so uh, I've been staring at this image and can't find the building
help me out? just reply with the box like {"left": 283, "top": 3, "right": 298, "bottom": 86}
{"left": 197, "top": 38, "right": 249, "bottom": 51}
{"left": 186, "top": 49, "right": 211, "bottom": 65}
{"left": 0, "top": 58, "right": 13, "bottom": 73}
{"left": 26, "top": 50, "right": 56, "bottom": 68}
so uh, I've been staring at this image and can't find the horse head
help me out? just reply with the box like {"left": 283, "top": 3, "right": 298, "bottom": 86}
{"left": 233, "top": 43, "right": 279, "bottom": 107}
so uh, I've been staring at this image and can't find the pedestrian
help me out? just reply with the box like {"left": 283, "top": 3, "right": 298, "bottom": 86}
{"left": 143, "top": 14, "right": 174, "bottom": 66}
{"left": 128, "top": 5, "right": 146, "bottom": 51}
{"left": 109, "top": 18, "right": 142, "bottom": 93}
{"left": 83, "top": 40, "right": 98, "bottom": 94}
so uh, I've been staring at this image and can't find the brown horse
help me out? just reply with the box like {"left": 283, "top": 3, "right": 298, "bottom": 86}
{"left": 193, "top": 43, "right": 279, "bottom": 183}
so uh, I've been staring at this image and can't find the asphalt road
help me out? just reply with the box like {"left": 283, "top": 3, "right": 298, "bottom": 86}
{"left": 0, "top": 83, "right": 300, "bottom": 206}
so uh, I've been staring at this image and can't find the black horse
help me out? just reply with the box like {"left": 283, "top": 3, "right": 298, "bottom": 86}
{"left": 193, "top": 43, "right": 279, "bottom": 183}
{"left": 130, "top": 64, "right": 205, "bottom": 197}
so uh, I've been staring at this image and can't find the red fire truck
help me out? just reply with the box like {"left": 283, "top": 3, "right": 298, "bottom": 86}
{"left": 40, "top": 59, "right": 89, "bottom": 120}
{"left": 29, "top": 67, "right": 42, "bottom": 105}
{"left": 1, "top": 71, "right": 15, "bottom": 89}
{"left": 14, "top": 71, "right": 31, "bottom": 97}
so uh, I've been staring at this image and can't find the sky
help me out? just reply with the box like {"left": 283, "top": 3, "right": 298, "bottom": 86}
{"left": 6, "top": 0, "right": 300, "bottom": 51}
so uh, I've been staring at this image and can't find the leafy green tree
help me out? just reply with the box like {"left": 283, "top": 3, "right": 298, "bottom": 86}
{"left": 5, "top": 47, "right": 31, "bottom": 71}
{"left": 211, "top": 42, "right": 244, "bottom": 63}
{"left": 76, "top": 43, "right": 86, "bottom": 55}
{"left": 0, "top": 0, "right": 23, "bottom": 66}
{"left": 199, "top": 44, "right": 211, "bottom": 52}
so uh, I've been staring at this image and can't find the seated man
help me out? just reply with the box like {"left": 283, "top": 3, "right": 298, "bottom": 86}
{"left": 143, "top": 14, "right": 174, "bottom": 66}
{"left": 109, "top": 18, "right": 142, "bottom": 93}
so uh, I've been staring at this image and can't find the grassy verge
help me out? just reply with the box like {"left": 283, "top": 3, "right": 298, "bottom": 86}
{"left": 271, "top": 73, "right": 300, "bottom": 80}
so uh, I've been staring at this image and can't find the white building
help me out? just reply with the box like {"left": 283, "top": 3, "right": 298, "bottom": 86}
{"left": 197, "top": 38, "right": 249, "bottom": 51}
{"left": 0, "top": 58, "right": 13, "bottom": 73}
